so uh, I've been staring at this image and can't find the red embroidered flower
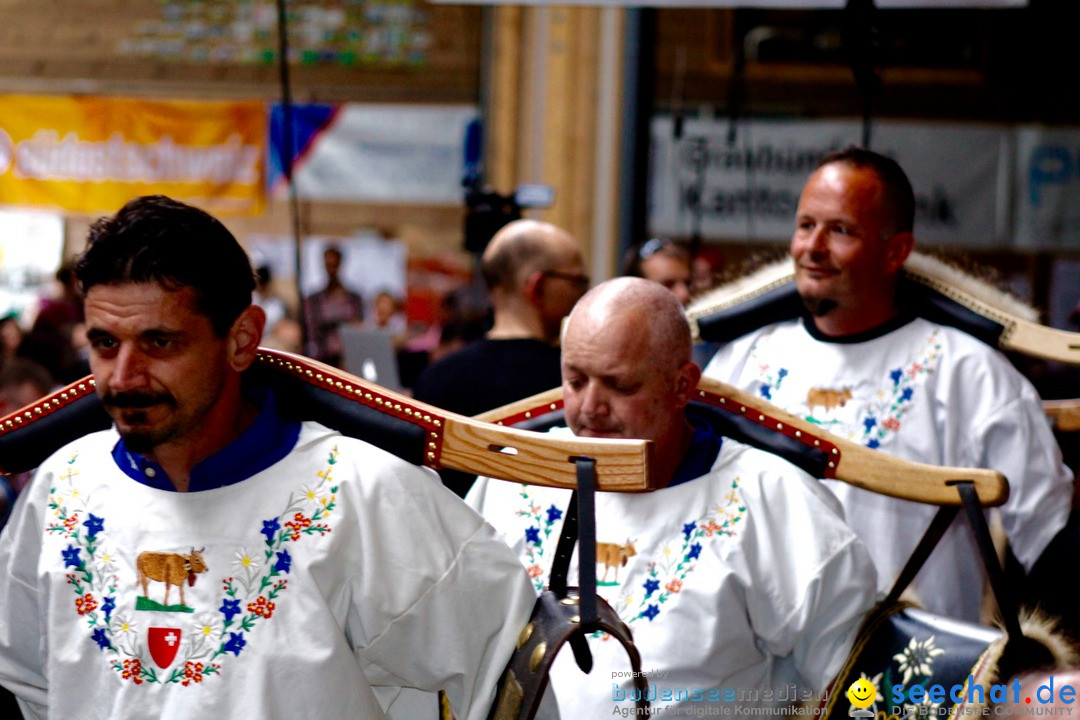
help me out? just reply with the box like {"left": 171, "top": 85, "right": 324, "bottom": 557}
{"left": 122, "top": 659, "right": 144, "bottom": 684}
{"left": 182, "top": 661, "right": 205, "bottom": 686}
{"left": 701, "top": 521, "right": 722, "bottom": 537}
{"left": 883, "top": 418, "right": 901, "bottom": 431}
{"left": 527, "top": 564, "right": 543, "bottom": 578}
{"left": 284, "top": 513, "right": 313, "bottom": 541}
{"left": 63, "top": 514, "right": 79, "bottom": 532}
{"left": 75, "top": 593, "right": 97, "bottom": 615}
{"left": 665, "top": 579, "right": 683, "bottom": 594}
{"left": 247, "top": 595, "right": 276, "bottom": 619}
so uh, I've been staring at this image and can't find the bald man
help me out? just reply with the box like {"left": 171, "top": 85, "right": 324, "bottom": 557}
{"left": 413, "top": 219, "right": 588, "bottom": 495}
{"left": 467, "top": 278, "right": 876, "bottom": 717}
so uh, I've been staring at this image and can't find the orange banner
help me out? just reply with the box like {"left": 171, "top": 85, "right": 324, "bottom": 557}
{"left": 0, "top": 95, "right": 266, "bottom": 216}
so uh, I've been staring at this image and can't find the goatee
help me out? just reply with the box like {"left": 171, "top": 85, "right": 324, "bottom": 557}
{"left": 801, "top": 296, "right": 838, "bottom": 317}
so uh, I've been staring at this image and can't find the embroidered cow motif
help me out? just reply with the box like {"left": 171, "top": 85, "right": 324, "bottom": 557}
{"left": 136, "top": 548, "right": 208, "bottom": 610}
{"left": 806, "top": 387, "right": 852, "bottom": 413}
{"left": 596, "top": 540, "right": 637, "bottom": 584}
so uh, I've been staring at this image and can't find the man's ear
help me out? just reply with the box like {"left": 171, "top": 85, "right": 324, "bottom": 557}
{"left": 227, "top": 305, "right": 266, "bottom": 372}
{"left": 523, "top": 270, "right": 545, "bottom": 306}
{"left": 673, "top": 360, "right": 703, "bottom": 409}
{"left": 884, "top": 231, "right": 915, "bottom": 274}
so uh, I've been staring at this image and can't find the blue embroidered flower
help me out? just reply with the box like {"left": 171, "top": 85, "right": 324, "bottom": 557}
{"left": 274, "top": 549, "right": 292, "bottom": 574}
{"left": 778, "top": 369, "right": 788, "bottom": 379}
{"left": 863, "top": 417, "right": 877, "bottom": 432}
{"left": 867, "top": 439, "right": 880, "bottom": 449}
{"left": 900, "top": 387, "right": 913, "bottom": 402}
{"left": 643, "top": 578, "right": 660, "bottom": 597}
{"left": 525, "top": 526, "right": 541, "bottom": 544}
{"left": 261, "top": 518, "right": 281, "bottom": 543}
{"left": 91, "top": 627, "right": 111, "bottom": 651}
{"left": 220, "top": 598, "right": 242, "bottom": 623}
{"left": 759, "top": 384, "right": 772, "bottom": 400}
{"left": 82, "top": 514, "right": 104, "bottom": 539}
{"left": 686, "top": 543, "right": 702, "bottom": 561}
{"left": 642, "top": 604, "right": 660, "bottom": 621}
{"left": 101, "top": 596, "right": 116, "bottom": 622}
{"left": 224, "top": 632, "right": 246, "bottom": 656}
{"left": 545, "top": 505, "right": 563, "bottom": 524}
{"left": 682, "top": 522, "right": 696, "bottom": 539}
{"left": 889, "top": 369, "right": 903, "bottom": 385}
{"left": 62, "top": 544, "right": 82, "bottom": 568}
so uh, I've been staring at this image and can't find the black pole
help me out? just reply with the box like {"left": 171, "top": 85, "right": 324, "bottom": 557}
{"left": 275, "top": 0, "right": 308, "bottom": 350}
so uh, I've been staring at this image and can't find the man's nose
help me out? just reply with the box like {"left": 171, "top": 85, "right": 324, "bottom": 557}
{"left": 108, "top": 346, "right": 148, "bottom": 392}
{"left": 579, "top": 382, "right": 608, "bottom": 416}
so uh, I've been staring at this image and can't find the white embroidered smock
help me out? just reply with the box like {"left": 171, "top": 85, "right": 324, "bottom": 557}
{"left": 466, "top": 426, "right": 877, "bottom": 718}
{"left": 0, "top": 421, "right": 539, "bottom": 720}
{"left": 704, "top": 316, "right": 1073, "bottom": 622}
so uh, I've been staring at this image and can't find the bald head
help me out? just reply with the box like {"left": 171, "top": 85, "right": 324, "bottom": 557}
{"left": 481, "top": 219, "right": 581, "bottom": 293}
{"left": 566, "top": 277, "right": 693, "bottom": 373}
{"left": 561, "top": 278, "right": 700, "bottom": 484}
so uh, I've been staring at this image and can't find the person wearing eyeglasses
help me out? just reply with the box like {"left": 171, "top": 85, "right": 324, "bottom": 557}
{"left": 413, "top": 219, "right": 589, "bottom": 495}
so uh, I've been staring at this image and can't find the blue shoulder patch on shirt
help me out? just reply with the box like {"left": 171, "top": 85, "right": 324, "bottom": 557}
{"left": 111, "top": 389, "right": 301, "bottom": 492}
{"left": 667, "top": 414, "right": 723, "bottom": 488}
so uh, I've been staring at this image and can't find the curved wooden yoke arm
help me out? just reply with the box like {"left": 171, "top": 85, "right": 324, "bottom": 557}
{"left": 0, "top": 349, "right": 652, "bottom": 492}
{"left": 476, "top": 379, "right": 1009, "bottom": 508}
{"left": 687, "top": 254, "right": 1080, "bottom": 367}
{"left": 1044, "top": 398, "right": 1080, "bottom": 432}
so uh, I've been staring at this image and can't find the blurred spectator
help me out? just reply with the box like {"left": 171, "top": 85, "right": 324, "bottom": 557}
{"left": 372, "top": 290, "right": 407, "bottom": 340}
{"left": 253, "top": 264, "right": 302, "bottom": 354}
{"left": 691, "top": 254, "right": 719, "bottom": 297}
{"left": 0, "top": 313, "right": 23, "bottom": 368}
{"left": 622, "top": 237, "right": 692, "bottom": 307}
{"left": 302, "top": 244, "right": 364, "bottom": 367}
{"left": 0, "top": 357, "right": 55, "bottom": 529}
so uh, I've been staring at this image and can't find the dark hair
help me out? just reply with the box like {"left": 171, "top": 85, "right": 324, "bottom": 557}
{"left": 818, "top": 147, "right": 915, "bottom": 237}
{"left": 74, "top": 195, "right": 255, "bottom": 337}
{"left": 621, "top": 237, "right": 691, "bottom": 278}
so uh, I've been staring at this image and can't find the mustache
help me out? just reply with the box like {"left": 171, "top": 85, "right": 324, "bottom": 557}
{"left": 103, "top": 391, "right": 175, "bottom": 409}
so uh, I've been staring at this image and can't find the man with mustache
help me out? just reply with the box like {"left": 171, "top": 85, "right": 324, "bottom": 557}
{"left": 0, "top": 195, "right": 540, "bottom": 720}
{"left": 467, "top": 278, "right": 876, "bottom": 717}
{"left": 702, "top": 147, "right": 1072, "bottom": 622}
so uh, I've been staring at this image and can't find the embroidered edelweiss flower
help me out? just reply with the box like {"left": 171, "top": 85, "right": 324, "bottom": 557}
{"left": 232, "top": 548, "right": 261, "bottom": 577}
{"left": 110, "top": 613, "right": 139, "bottom": 639}
{"left": 893, "top": 635, "right": 944, "bottom": 685}
{"left": 859, "top": 672, "right": 884, "bottom": 704}
{"left": 299, "top": 481, "right": 329, "bottom": 509}
{"left": 94, "top": 539, "right": 120, "bottom": 576}
{"left": 191, "top": 613, "right": 223, "bottom": 645}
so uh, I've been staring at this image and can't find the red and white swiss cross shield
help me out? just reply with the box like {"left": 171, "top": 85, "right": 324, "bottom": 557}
{"left": 148, "top": 627, "right": 182, "bottom": 668}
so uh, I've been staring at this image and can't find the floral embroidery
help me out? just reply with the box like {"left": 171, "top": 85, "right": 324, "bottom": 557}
{"left": 513, "top": 475, "right": 746, "bottom": 630}
{"left": 618, "top": 478, "right": 745, "bottom": 627}
{"left": 516, "top": 485, "right": 564, "bottom": 592}
{"left": 48, "top": 445, "right": 341, "bottom": 686}
{"left": 748, "top": 343, "right": 789, "bottom": 401}
{"left": 858, "top": 330, "right": 942, "bottom": 449}
{"left": 843, "top": 637, "right": 949, "bottom": 720}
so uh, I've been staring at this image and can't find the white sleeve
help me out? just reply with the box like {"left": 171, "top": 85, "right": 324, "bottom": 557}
{"left": 0, "top": 474, "right": 49, "bottom": 719}
{"left": 743, "top": 468, "right": 877, "bottom": 691}
{"left": 974, "top": 387, "right": 1073, "bottom": 572}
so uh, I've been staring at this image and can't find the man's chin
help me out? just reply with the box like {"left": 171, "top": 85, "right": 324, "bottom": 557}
{"left": 798, "top": 294, "right": 839, "bottom": 318}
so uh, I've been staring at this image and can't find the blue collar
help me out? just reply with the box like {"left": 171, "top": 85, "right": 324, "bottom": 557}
{"left": 667, "top": 413, "right": 723, "bottom": 488}
{"left": 111, "top": 389, "right": 301, "bottom": 492}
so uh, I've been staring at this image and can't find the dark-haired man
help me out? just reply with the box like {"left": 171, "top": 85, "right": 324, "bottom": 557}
{"left": 0, "top": 195, "right": 539, "bottom": 720}
{"left": 703, "top": 148, "right": 1072, "bottom": 622}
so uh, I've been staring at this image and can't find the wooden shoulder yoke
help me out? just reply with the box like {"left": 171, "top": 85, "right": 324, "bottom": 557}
{"left": 0, "top": 349, "right": 653, "bottom": 492}
{"left": 477, "top": 378, "right": 1009, "bottom": 508}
